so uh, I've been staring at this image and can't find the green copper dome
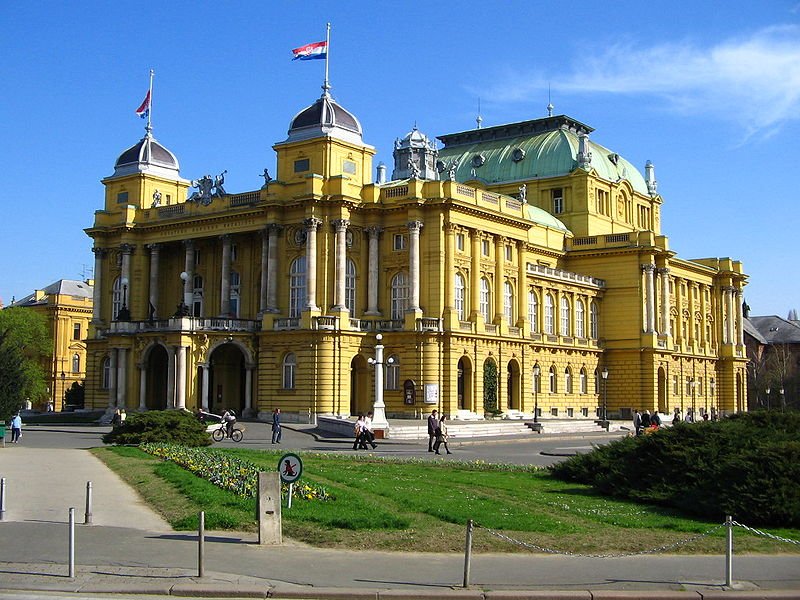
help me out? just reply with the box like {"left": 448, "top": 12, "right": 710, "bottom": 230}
{"left": 437, "top": 115, "right": 648, "bottom": 196}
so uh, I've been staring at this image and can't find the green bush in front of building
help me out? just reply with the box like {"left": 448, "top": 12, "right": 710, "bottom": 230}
{"left": 102, "top": 409, "right": 211, "bottom": 447}
{"left": 549, "top": 410, "right": 800, "bottom": 527}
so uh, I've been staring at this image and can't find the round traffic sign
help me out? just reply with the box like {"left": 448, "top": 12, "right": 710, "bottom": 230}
{"left": 278, "top": 453, "right": 303, "bottom": 483}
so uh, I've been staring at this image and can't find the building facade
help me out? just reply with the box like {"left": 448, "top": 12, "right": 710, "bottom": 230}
{"left": 84, "top": 89, "right": 748, "bottom": 423}
{"left": 10, "top": 279, "right": 94, "bottom": 411}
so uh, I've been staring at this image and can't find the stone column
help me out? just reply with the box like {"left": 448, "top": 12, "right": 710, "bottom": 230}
{"left": 138, "top": 364, "right": 147, "bottom": 411}
{"left": 658, "top": 267, "right": 670, "bottom": 336}
{"left": 642, "top": 264, "right": 655, "bottom": 333}
{"left": 304, "top": 218, "right": 322, "bottom": 310}
{"left": 407, "top": 220, "right": 423, "bottom": 311}
{"left": 516, "top": 241, "right": 527, "bottom": 330}
{"left": 201, "top": 364, "right": 210, "bottom": 411}
{"left": 244, "top": 364, "right": 254, "bottom": 415}
{"left": 220, "top": 234, "right": 232, "bottom": 316}
{"left": 736, "top": 289, "right": 744, "bottom": 345}
{"left": 91, "top": 247, "right": 105, "bottom": 323}
{"left": 175, "top": 346, "right": 186, "bottom": 409}
{"left": 108, "top": 348, "right": 117, "bottom": 409}
{"left": 266, "top": 224, "right": 282, "bottom": 312}
{"left": 183, "top": 240, "right": 195, "bottom": 310}
{"left": 167, "top": 346, "right": 176, "bottom": 409}
{"left": 332, "top": 219, "right": 350, "bottom": 310}
{"left": 116, "top": 347, "right": 127, "bottom": 409}
{"left": 147, "top": 244, "right": 160, "bottom": 320}
{"left": 365, "top": 226, "right": 382, "bottom": 315}
{"left": 444, "top": 223, "right": 456, "bottom": 310}
{"left": 494, "top": 236, "right": 505, "bottom": 323}
{"left": 726, "top": 287, "right": 735, "bottom": 344}
{"left": 470, "top": 232, "right": 481, "bottom": 320}
{"left": 259, "top": 229, "right": 269, "bottom": 313}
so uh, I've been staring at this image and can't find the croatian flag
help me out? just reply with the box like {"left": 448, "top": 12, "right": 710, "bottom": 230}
{"left": 135, "top": 90, "right": 151, "bottom": 119}
{"left": 292, "top": 40, "right": 327, "bottom": 60}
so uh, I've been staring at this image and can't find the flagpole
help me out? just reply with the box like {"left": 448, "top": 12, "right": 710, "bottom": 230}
{"left": 322, "top": 22, "right": 331, "bottom": 96}
{"left": 146, "top": 69, "right": 154, "bottom": 134}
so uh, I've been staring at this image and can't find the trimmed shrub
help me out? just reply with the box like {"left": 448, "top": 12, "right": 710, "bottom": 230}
{"left": 102, "top": 410, "right": 211, "bottom": 447}
{"left": 549, "top": 411, "right": 800, "bottom": 527}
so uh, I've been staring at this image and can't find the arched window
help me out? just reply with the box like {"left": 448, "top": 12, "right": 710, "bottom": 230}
{"left": 503, "top": 281, "right": 514, "bottom": 323}
{"left": 549, "top": 365, "right": 557, "bottom": 393}
{"left": 282, "top": 353, "right": 296, "bottom": 389}
{"left": 479, "top": 277, "right": 491, "bottom": 321}
{"left": 391, "top": 272, "right": 409, "bottom": 320}
{"left": 101, "top": 357, "right": 111, "bottom": 389}
{"left": 575, "top": 299, "right": 585, "bottom": 338}
{"left": 71, "top": 353, "right": 80, "bottom": 373}
{"left": 192, "top": 275, "right": 204, "bottom": 317}
{"left": 229, "top": 271, "right": 240, "bottom": 318}
{"left": 590, "top": 301, "right": 599, "bottom": 339}
{"left": 580, "top": 367, "right": 588, "bottom": 394}
{"left": 386, "top": 354, "right": 400, "bottom": 390}
{"left": 454, "top": 273, "right": 466, "bottom": 320}
{"left": 345, "top": 259, "right": 357, "bottom": 314}
{"left": 544, "top": 294, "right": 554, "bottom": 334}
{"left": 560, "top": 296, "right": 571, "bottom": 336}
{"left": 528, "top": 290, "right": 539, "bottom": 333}
{"left": 289, "top": 257, "right": 307, "bottom": 318}
{"left": 112, "top": 277, "right": 123, "bottom": 320}
{"left": 565, "top": 367, "right": 572, "bottom": 393}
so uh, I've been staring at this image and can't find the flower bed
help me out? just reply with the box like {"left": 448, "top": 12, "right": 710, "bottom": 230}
{"left": 140, "top": 443, "right": 332, "bottom": 501}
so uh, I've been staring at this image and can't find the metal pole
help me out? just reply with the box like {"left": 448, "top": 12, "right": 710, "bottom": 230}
{"left": 725, "top": 515, "right": 733, "bottom": 587}
{"left": 287, "top": 482, "right": 293, "bottom": 509}
{"left": 463, "top": 519, "right": 473, "bottom": 588}
{"left": 84, "top": 481, "right": 93, "bottom": 525}
{"left": 0, "top": 477, "right": 6, "bottom": 521}
{"left": 68, "top": 507, "right": 75, "bottom": 578}
{"left": 198, "top": 511, "right": 205, "bottom": 578}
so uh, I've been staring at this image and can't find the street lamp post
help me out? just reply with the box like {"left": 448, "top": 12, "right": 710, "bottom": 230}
{"left": 367, "top": 334, "right": 390, "bottom": 431}
{"left": 61, "top": 371, "right": 66, "bottom": 411}
{"left": 601, "top": 367, "right": 609, "bottom": 429}
{"left": 116, "top": 277, "right": 131, "bottom": 321}
{"left": 690, "top": 378, "right": 697, "bottom": 421}
{"left": 780, "top": 387, "right": 785, "bottom": 411}
{"left": 175, "top": 271, "right": 191, "bottom": 317}
{"left": 765, "top": 386, "right": 771, "bottom": 411}
{"left": 532, "top": 363, "right": 541, "bottom": 432}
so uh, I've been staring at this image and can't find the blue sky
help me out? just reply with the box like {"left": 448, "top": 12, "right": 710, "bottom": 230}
{"left": 1, "top": 1, "right": 798, "bottom": 317}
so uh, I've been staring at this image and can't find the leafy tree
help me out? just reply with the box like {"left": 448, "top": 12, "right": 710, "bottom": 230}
{"left": 0, "top": 307, "right": 50, "bottom": 406}
{"left": 483, "top": 359, "right": 497, "bottom": 412}
{"left": 0, "top": 331, "right": 26, "bottom": 420}
{"left": 64, "top": 382, "right": 85, "bottom": 409}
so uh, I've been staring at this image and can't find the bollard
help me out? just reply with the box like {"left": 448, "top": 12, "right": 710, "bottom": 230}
{"left": 68, "top": 507, "right": 75, "bottom": 578}
{"left": 198, "top": 511, "right": 205, "bottom": 578}
{"left": 84, "top": 481, "right": 93, "bottom": 525}
{"left": 725, "top": 515, "right": 733, "bottom": 587}
{"left": 463, "top": 519, "right": 473, "bottom": 588}
{"left": 0, "top": 477, "right": 6, "bottom": 521}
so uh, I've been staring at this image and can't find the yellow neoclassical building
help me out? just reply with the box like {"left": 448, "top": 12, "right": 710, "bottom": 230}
{"left": 83, "top": 89, "right": 748, "bottom": 425}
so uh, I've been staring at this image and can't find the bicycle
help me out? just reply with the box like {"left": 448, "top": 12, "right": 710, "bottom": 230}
{"left": 211, "top": 423, "right": 244, "bottom": 442}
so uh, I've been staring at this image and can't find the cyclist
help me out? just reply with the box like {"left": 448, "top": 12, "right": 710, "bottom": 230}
{"left": 221, "top": 409, "right": 237, "bottom": 438}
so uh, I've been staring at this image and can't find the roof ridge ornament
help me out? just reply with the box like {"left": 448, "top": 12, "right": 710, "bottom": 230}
{"left": 645, "top": 160, "right": 658, "bottom": 196}
{"left": 577, "top": 132, "right": 592, "bottom": 170}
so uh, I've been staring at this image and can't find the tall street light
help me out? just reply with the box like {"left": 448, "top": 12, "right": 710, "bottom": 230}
{"left": 601, "top": 366, "right": 609, "bottom": 429}
{"left": 175, "top": 271, "right": 191, "bottom": 317}
{"left": 116, "top": 277, "right": 131, "bottom": 321}
{"left": 765, "top": 386, "right": 771, "bottom": 411}
{"left": 780, "top": 386, "right": 785, "bottom": 411}
{"left": 367, "top": 334, "right": 391, "bottom": 431}
{"left": 60, "top": 370, "right": 66, "bottom": 411}
{"left": 532, "top": 362, "right": 541, "bottom": 432}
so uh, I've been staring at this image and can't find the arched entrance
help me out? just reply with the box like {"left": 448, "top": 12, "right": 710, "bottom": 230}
{"left": 350, "top": 355, "right": 369, "bottom": 416}
{"left": 145, "top": 344, "right": 169, "bottom": 410}
{"left": 457, "top": 356, "right": 472, "bottom": 411}
{"left": 208, "top": 342, "right": 246, "bottom": 415}
{"left": 506, "top": 360, "right": 521, "bottom": 410}
{"left": 657, "top": 367, "right": 667, "bottom": 413}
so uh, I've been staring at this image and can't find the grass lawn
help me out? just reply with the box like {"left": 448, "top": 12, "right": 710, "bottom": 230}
{"left": 92, "top": 446, "right": 800, "bottom": 555}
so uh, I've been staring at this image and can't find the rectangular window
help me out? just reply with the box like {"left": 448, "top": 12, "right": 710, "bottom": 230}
{"left": 343, "top": 160, "right": 357, "bottom": 174}
{"left": 294, "top": 158, "right": 310, "bottom": 173}
{"left": 73, "top": 323, "right": 81, "bottom": 340}
{"left": 552, "top": 188, "right": 564, "bottom": 214}
{"left": 505, "top": 245, "right": 512, "bottom": 262}
{"left": 116, "top": 191, "right": 128, "bottom": 204}
{"left": 194, "top": 249, "right": 201, "bottom": 266}
{"left": 166, "top": 194, "right": 171, "bottom": 204}
{"left": 672, "top": 375, "right": 679, "bottom": 395}
{"left": 393, "top": 234, "right": 407, "bottom": 250}
{"left": 230, "top": 244, "right": 237, "bottom": 262}
{"left": 456, "top": 233, "right": 465, "bottom": 251}
{"left": 482, "top": 239, "right": 490, "bottom": 256}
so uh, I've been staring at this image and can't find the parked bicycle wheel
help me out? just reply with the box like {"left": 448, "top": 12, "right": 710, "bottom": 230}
{"left": 211, "top": 427, "right": 225, "bottom": 442}
{"left": 231, "top": 428, "right": 243, "bottom": 442}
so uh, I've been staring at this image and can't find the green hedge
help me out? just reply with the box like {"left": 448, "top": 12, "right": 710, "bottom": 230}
{"left": 549, "top": 411, "right": 800, "bottom": 527}
{"left": 102, "top": 410, "right": 211, "bottom": 447}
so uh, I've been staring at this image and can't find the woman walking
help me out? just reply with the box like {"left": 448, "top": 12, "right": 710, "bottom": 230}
{"left": 433, "top": 414, "right": 452, "bottom": 455}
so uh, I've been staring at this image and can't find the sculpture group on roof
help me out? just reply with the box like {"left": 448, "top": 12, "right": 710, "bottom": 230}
{"left": 188, "top": 171, "right": 227, "bottom": 205}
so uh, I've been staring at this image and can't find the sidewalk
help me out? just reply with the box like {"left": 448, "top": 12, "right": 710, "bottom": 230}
{"left": 1, "top": 437, "right": 798, "bottom": 599}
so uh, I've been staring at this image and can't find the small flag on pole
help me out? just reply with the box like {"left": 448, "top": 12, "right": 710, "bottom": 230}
{"left": 292, "top": 40, "right": 328, "bottom": 61}
{"left": 135, "top": 90, "right": 151, "bottom": 119}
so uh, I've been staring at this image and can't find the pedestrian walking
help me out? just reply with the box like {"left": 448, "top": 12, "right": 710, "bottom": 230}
{"left": 10, "top": 412, "right": 22, "bottom": 443}
{"left": 112, "top": 408, "right": 122, "bottom": 428}
{"left": 364, "top": 411, "right": 378, "bottom": 449}
{"left": 651, "top": 410, "right": 662, "bottom": 428}
{"left": 352, "top": 414, "right": 368, "bottom": 450}
{"left": 427, "top": 409, "right": 438, "bottom": 452}
{"left": 633, "top": 409, "right": 642, "bottom": 435}
{"left": 271, "top": 407, "right": 282, "bottom": 444}
{"left": 433, "top": 414, "right": 452, "bottom": 455}
{"left": 672, "top": 407, "right": 682, "bottom": 425}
